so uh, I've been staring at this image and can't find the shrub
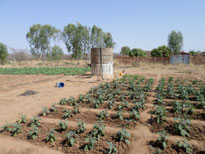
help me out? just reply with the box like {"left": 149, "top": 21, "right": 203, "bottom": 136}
{"left": 151, "top": 46, "right": 171, "bottom": 57}
{"left": 0, "top": 42, "right": 8, "bottom": 64}
{"left": 120, "top": 46, "right": 130, "bottom": 56}
{"left": 129, "top": 48, "right": 146, "bottom": 57}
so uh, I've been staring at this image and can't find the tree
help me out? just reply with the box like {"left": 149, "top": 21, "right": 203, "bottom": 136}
{"left": 49, "top": 45, "right": 64, "bottom": 61}
{"left": 168, "top": 30, "right": 183, "bottom": 55}
{"left": 62, "top": 23, "right": 91, "bottom": 59}
{"left": 103, "top": 32, "right": 115, "bottom": 48}
{"left": 120, "top": 46, "right": 130, "bottom": 56}
{"left": 91, "top": 25, "right": 105, "bottom": 48}
{"left": 129, "top": 48, "right": 146, "bottom": 57}
{"left": 189, "top": 50, "right": 196, "bottom": 56}
{"left": 0, "top": 42, "right": 8, "bottom": 64}
{"left": 26, "top": 24, "right": 59, "bottom": 59}
{"left": 151, "top": 46, "right": 171, "bottom": 57}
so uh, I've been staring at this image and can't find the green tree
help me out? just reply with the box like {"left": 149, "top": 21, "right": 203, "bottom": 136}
{"left": 120, "top": 46, "right": 130, "bottom": 56}
{"left": 168, "top": 30, "right": 183, "bottom": 55}
{"left": 62, "top": 22, "right": 90, "bottom": 59}
{"left": 0, "top": 42, "right": 8, "bottom": 64}
{"left": 151, "top": 46, "right": 171, "bottom": 57}
{"left": 26, "top": 24, "right": 59, "bottom": 59}
{"left": 49, "top": 45, "right": 64, "bottom": 61}
{"left": 103, "top": 32, "right": 115, "bottom": 48}
{"left": 91, "top": 25, "right": 105, "bottom": 48}
{"left": 129, "top": 48, "right": 146, "bottom": 57}
{"left": 189, "top": 50, "right": 196, "bottom": 56}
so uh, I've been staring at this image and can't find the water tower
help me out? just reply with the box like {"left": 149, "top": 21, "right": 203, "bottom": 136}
{"left": 91, "top": 48, "right": 113, "bottom": 79}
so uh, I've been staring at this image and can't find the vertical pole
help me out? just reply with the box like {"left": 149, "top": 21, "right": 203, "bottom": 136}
{"left": 100, "top": 48, "right": 104, "bottom": 80}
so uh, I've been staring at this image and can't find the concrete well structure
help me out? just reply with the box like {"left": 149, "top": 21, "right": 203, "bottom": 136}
{"left": 91, "top": 48, "right": 113, "bottom": 78}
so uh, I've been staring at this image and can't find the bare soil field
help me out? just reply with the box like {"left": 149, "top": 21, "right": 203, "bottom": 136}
{"left": 0, "top": 65, "right": 205, "bottom": 154}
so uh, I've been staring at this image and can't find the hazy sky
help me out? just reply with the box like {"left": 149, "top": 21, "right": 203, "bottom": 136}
{"left": 0, "top": 0, "right": 205, "bottom": 53}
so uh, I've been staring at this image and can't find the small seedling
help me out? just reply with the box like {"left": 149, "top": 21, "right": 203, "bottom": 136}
{"left": 115, "top": 111, "right": 124, "bottom": 121}
{"left": 129, "top": 109, "right": 140, "bottom": 121}
{"left": 17, "top": 114, "right": 27, "bottom": 124}
{"left": 177, "top": 140, "right": 193, "bottom": 154}
{"left": 98, "top": 110, "right": 108, "bottom": 121}
{"left": 50, "top": 103, "right": 57, "bottom": 112}
{"left": 76, "top": 120, "right": 86, "bottom": 134}
{"left": 174, "top": 117, "right": 191, "bottom": 138}
{"left": 11, "top": 123, "right": 22, "bottom": 136}
{"left": 0, "top": 122, "right": 11, "bottom": 132}
{"left": 64, "top": 131, "right": 78, "bottom": 146}
{"left": 84, "top": 136, "right": 97, "bottom": 152}
{"left": 58, "top": 120, "right": 68, "bottom": 131}
{"left": 72, "top": 106, "right": 80, "bottom": 114}
{"left": 28, "top": 126, "right": 39, "bottom": 140}
{"left": 59, "top": 98, "right": 67, "bottom": 105}
{"left": 46, "top": 129, "right": 56, "bottom": 142}
{"left": 156, "top": 131, "right": 168, "bottom": 149}
{"left": 90, "top": 123, "right": 105, "bottom": 140}
{"left": 115, "top": 128, "right": 130, "bottom": 144}
{"left": 63, "top": 109, "right": 73, "bottom": 119}
{"left": 41, "top": 106, "right": 50, "bottom": 116}
{"left": 106, "top": 141, "right": 118, "bottom": 154}
{"left": 29, "top": 116, "right": 41, "bottom": 127}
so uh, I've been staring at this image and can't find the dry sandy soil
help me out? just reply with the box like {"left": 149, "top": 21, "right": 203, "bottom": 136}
{"left": 0, "top": 65, "right": 204, "bottom": 154}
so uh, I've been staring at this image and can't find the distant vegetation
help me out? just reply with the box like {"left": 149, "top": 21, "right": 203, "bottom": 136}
{"left": 26, "top": 22, "right": 115, "bottom": 60}
{"left": 0, "top": 67, "right": 91, "bottom": 75}
{"left": 0, "top": 42, "right": 8, "bottom": 64}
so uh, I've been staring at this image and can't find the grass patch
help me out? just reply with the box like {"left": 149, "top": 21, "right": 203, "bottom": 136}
{"left": 0, "top": 67, "right": 91, "bottom": 75}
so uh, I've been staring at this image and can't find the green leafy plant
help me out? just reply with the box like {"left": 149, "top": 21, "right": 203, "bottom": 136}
{"left": 107, "top": 100, "right": 114, "bottom": 109}
{"left": 115, "top": 111, "right": 124, "bottom": 121}
{"left": 76, "top": 120, "right": 86, "bottom": 134}
{"left": 50, "top": 103, "right": 57, "bottom": 112}
{"left": 98, "top": 110, "right": 108, "bottom": 121}
{"left": 59, "top": 98, "right": 67, "bottom": 105}
{"left": 90, "top": 123, "right": 105, "bottom": 140}
{"left": 28, "top": 126, "right": 39, "bottom": 140}
{"left": 115, "top": 128, "right": 130, "bottom": 144}
{"left": 83, "top": 136, "right": 97, "bottom": 152}
{"left": 0, "top": 122, "right": 11, "bottom": 132}
{"left": 174, "top": 117, "right": 191, "bottom": 138}
{"left": 46, "top": 129, "right": 56, "bottom": 142}
{"left": 68, "top": 96, "right": 77, "bottom": 106}
{"left": 11, "top": 123, "right": 22, "bottom": 136}
{"left": 58, "top": 120, "right": 68, "bottom": 131}
{"left": 177, "top": 140, "right": 193, "bottom": 154}
{"left": 17, "top": 114, "right": 27, "bottom": 124}
{"left": 152, "top": 105, "right": 167, "bottom": 124}
{"left": 63, "top": 109, "right": 73, "bottom": 119}
{"left": 156, "top": 131, "right": 168, "bottom": 149}
{"left": 30, "top": 116, "right": 41, "bottom": 127}
{"left": 106, "top": 141, "right": 118, "bottom": 154}
{"left": 64, "top": 131, "right": 78, "bottom": 146}
{"left": 129, "top": 109, "right": 140, "bottom": 121}
{"left": 72, "top": 106, "right": 80, "bottom": 114}
{"left": 41, "top": 106, "right": 50, "bottom": 116}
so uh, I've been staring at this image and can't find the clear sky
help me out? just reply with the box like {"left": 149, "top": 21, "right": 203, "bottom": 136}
{"left": 0, "top": 0, "right": 205, "bottom": 53}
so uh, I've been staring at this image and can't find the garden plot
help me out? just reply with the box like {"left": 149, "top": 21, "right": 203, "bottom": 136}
{"left": 0, "top": 75, "right": 153, "bottom": 153}
{"left": 148, "top": 77, "right": 205, "bottom": 153}
{"left": 0, "top": 75, "right": 204, "bottom": 154}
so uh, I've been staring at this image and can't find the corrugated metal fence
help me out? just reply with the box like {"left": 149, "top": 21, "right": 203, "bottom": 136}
{"left": 170, "top": 55, "right": 190, "bottom": 64}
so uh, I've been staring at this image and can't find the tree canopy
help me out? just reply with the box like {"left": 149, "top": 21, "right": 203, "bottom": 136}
{"left": 0, "top": 42, "right": 8, "bottom": 64}
{"left": 168, "top": 30, "right": 183, "bottom": 55}
{"left": 129, "top": 48, "right": 146, "bottom": 57}
{"left": 120, "top": 46, "right": 130, "bottom": 56}
{"left": 151, "top": 45, "right": 171, "bottom": 57}
{"left": 26, "top": 24, "right": 59, "bottom": 59}
{"left": 49, "top": 45, "right": 64, "bottom": 61}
